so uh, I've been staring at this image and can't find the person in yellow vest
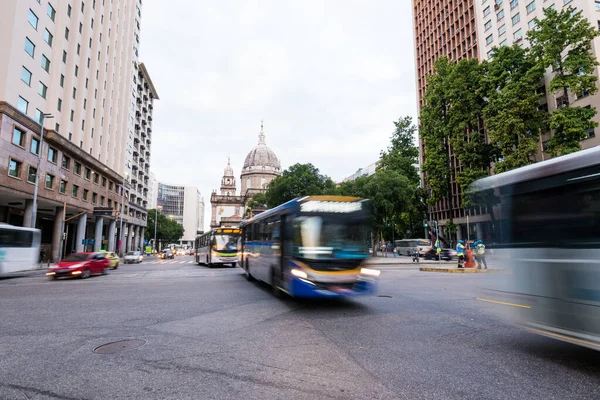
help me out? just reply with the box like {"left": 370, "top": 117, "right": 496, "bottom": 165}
{"left": 474, "top": 240, "right": 487, "bottom": 269}
{"left": 456, "top": 240, "right": 465, "bottom": 268}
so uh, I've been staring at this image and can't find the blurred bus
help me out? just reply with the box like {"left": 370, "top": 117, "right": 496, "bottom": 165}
{"left": 195, "top": 228, "right": 241, "bottom": 267}
{"left": 0, "top": 223, "right": 41, "bottom": 275}
{"left": 471, "top": 146, "right": 600, "bottom": 350}
{"left": 240, "top": 196, "right": 380, "bottom": 298}
{"left": 394, "top": 238, "right": 432, "bottom": 256}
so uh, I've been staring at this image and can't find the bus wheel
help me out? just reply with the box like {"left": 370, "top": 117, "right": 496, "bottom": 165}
{"left": 271, "top": 268, "right": 284, "bottom": 298}
{"left": 231, "top": 262, "right": 237, "bottom": 268}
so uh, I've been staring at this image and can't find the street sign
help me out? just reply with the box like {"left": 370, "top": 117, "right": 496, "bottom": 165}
{"left": 81, "top": 239, "right": 96, "bottom": 245}
{"left": 93, "top": 207, "right": 114, "bottom": 216}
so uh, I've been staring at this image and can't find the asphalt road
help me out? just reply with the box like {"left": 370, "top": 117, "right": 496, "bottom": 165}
{"left": 0, "top": 256, "right": 598, "bottom": 400}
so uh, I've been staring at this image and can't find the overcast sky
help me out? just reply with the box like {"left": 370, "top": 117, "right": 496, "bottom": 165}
{"left": 139, "top": 0, "right": 417, "bottom": 227}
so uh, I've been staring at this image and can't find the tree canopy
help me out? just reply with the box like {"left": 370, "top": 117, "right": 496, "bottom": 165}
{"left": 265, "top": 163, "right": 336, "bottom": 208}
{"left": 145, "top": 209, "right": 185, "bottom": 244}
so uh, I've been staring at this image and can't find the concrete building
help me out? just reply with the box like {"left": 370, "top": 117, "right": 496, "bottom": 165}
{"left": 147, "top": 171, "right": 157, "bottom": 210}
{"left": 0, "top": 0, "right": 150, "bottom": 260}
{"left": 210, "top": 124, "right": 281, "bottom": 228}
{"left": 156, "top": 182, "right": 204, "bottom": 246}
{"left": 475, "top": 0, "right": 600, "bottom": 155}
{"left": 412, "top": 0, "right": 480, "bottom": 235}
{"left": 341, "top": 161, "right": 379, "bottom": 183}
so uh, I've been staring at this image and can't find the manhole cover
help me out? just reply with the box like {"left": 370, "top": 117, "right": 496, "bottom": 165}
{"left": 94, "top": 339, "right": 146, "bottom": 354}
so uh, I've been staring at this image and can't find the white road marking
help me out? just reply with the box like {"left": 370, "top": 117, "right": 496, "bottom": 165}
{"left": 179, "top": 261, "right": 186, "bottom": 264}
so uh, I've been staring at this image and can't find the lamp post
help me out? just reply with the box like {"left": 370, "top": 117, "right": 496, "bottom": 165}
{"left": 153, "top": 205, "right": 162, "bottom": 253}
{"left": 31, "top": 113, "right": 53, "bottom": 228}
{"left": 118, "top": 172, "right": 128, "bottom": 257}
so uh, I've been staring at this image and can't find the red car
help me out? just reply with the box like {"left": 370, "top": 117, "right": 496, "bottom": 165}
{"left": 46, "top": 252, "right": 110, "bottom": 280}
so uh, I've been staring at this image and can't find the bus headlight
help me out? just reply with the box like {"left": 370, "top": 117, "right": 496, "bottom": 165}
{"left": 291, "top": 269, "right": 308, "bottom": 279}
{"left": 360, "top": 268, "right": 381, "bottom": 277}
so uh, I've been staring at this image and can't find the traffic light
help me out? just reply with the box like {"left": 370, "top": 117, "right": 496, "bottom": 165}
{"left": 423, "top": 220, "right": 429, "bottom": 228}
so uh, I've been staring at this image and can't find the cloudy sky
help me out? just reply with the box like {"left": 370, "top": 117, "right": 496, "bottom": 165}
{"left": 139, "top": 0, "right": 418, "bottom": 227}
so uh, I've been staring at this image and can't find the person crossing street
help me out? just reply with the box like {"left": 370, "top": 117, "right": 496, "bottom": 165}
{"left": 456, "top": 240, "right": 465, "bottom": 268}
{"left": 474, "top": 240, "right": 487, "bottom": 269}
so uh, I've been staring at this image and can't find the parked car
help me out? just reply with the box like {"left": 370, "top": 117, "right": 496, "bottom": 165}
{"left": 107, "top": 252, "right": 120, "bottom": 269}
{"left": 124, "top": 251, "right": 143, "bottom": 264}
{"left": 424, "top": 248, "right": 457, "bottom": 261}
{"left": 46, "top": 252, "right": 110, "bottom": 279}
{"left": 158, "top": 249, "right": 174, "bottom": 259}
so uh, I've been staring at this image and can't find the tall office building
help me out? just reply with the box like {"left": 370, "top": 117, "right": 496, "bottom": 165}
{"left": 475, "top": 0, "right": 600, "bottom": 153}
{"left": 412, "top": 0, "right": 480, "bottom": 236}
{"left": 157, "top": 182, "right": 204, "bottom": 246}
{"left": 0, "top": 0, "right": 149, "bottom": 260}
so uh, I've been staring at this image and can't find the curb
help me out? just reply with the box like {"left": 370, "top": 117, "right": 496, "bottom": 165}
{"left": 419, "top": 267, "right": 502, "bottom": 274}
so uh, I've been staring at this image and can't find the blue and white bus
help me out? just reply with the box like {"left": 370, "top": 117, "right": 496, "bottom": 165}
{"left": 0, "top": 223, "right": 41, "bottom": 275}
{"left": 240, "top": 196, "right": 379, "bottom": 298}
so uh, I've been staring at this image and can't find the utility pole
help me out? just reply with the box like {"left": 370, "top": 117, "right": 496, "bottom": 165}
{"left": 118, "top": 173, "right": 128, "bottom": 257}
{"left": 31, "top": 113, "right": 53, "bottom": 228}
{"left": 153, "top": 205, "right": 162, "bottom": 253}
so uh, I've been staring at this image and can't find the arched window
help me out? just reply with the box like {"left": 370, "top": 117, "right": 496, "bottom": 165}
{"left": 247, "top": 178, "right": 251, "bottom": 190}
{"left": 261, "top": 178, "right": 267, "bottom": 189}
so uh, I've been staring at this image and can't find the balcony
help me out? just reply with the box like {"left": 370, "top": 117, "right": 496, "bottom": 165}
{"left": 132, "top": 164, "right": 138, "bottom": 170}
{"left": 140, "top": 130, "right": 146, "bottom": 139}
{"left": 135, "top": 123, "right": 140, "bottom": 131}
{"left": 148, "top": 115, "right": 153, "bottom": 122}
{"left": 147, "top": 127, "right": 152, "bottom": 134}
{"left": 135, "top": 111, "right": 141, "bottom": 118}
{"left": 137, "top": 83, "right": 143, "bottom": 92}
{"left": 142, "top": 106, "right": 148, "bottom": 114}
{"left": 133, "top": 149, "right": 139, "bottom": 156}
{"left": 136, "top": 98, "right": 142, "bottom": 105}
{"left": 149, "top": 104, "right": 153, "bottom": 110}
{"left": 141, "top": 120, "right": 147, "bottom": 126}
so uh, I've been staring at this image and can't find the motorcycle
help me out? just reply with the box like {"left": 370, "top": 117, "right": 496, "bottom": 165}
{"left": 412, "top": 249, "right": 420, "bottom": 263}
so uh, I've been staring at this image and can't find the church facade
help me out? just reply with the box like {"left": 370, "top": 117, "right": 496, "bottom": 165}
{"left": 210, "top": 126, "right": 281, "bottom": 228}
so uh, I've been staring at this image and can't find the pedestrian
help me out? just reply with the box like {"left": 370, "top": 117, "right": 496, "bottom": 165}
{"left": 474, "top": 240, "right": 487, "bottom": 269}
{"left": 393, "top": 247, "right": 397, "bottom": 258}
{"left": 456, "top": 240, "right": 465, "bottom": 268}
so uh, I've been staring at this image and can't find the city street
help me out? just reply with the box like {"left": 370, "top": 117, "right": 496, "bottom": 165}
{"left": 1, "top": 256, "right": 598, "bottom": 400}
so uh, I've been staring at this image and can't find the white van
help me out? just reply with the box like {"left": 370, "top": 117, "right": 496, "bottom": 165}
{"left": 394, "top": 238, "right": 432, "bottom": 257}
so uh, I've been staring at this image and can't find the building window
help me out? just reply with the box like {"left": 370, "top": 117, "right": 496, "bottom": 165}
{"left": 84, "top": 167, "right": 91, "bottom": 180}
{"left": 528, "top": 19, "right": 537, "bottom": 29}
{"left": 526, "top": 1, "right": 536, "bottom": 13}
{"left": 484, "top": 20, "right": 492, "bottom": 31}
{"left": 55, "top": 123, "right": 60, "bottom": 132}
{"left": 27, "top": 166, "right": 37, "bottom": 183}
{"left": 17, "top": 96, "right": 29, "bottom": 114}
{"left": 45, "top": 174, "right": 54, "bottom": 189}
{"left": 60, "top": 180, "right": 67, "bottom": 193}
{"left": 100, "top": 196, "right": 105, "bottom": 206}
{"left": 497, "top": 9, "right": 505, "bottom": 21}
{"left": 75, "top": 65, "right": 79, "bottom": 76}
{"left": 28, "top": 9, "right": 39, "bottom": 29}
{"left": 31, "top": 137, "right": 40, "bottom": 154}
{"left": 41, "top": 55, "right": 50, "bottom": 72}
{"left": 83, "top": 189, "right": 89, "bottom": 201}
{"left": 38, "top": 81, "right": 47, "bottom": 98}
{"left": 92, "top": 193, "right": 97, "bottom": 204}
{"left": 62, "top": 50, "right": 67, "bottom": 63}
{"left": 74, "top": 162, "right": 81, "bottom": 175}
{"left": 57, "top": 98, "right": 62, "bottom": 111}
{"left": 73, "top": 87, "right": 76, "bottom": 99}
{"left": 81, "top": 2, "right": 85, "bottom": 12}
{"left": 44, "top": 29, "right": 53, "bottom": 46}
{"left": 21, "top": 67, "right": 32, "bottom": 86}
{"left": 564, "top": 0, "right": 573, "bottom": 5}
{"left": 484, "top": 6, "right": 491, "bottom": 16}
{"left": 79, "top": 22, "right": 83, "bottom": 33}
{"left": 512, "top": 13, "right": 520, "bottom": 25}
{"left": 68, "top": 132, "right": 72, "bottom": 141}
{"left": 35, "top": 109, "right": 42, "bottom": 123}
{"left": 93, "top": 172, "right": 99, "bottom": 184}
{"left": 109, "top": 181, "right": 114, "bottom": 191}
{"left": 514, "top": 28, "right": 523, "bottom": 41}
{"left": 62, "top": 155, "right": 70, "bottom": 169}
{"left": 48, "top": 147, "right": 57, "bottom": 163}
{"left": 25, "top": 37, "right": 35, "bottom": 57}
{"left": 487, "top": 49, "right": 495, "bottom": 59}
{"left": 60, "top": 74, "right": 64, "bottom": 87}
{"left": 486, "top": 34, "right": 494, "bottom": 45}
{"left": 108, "top": 199, "right": 112, "bottom": 207}
{"left": 70, "top": 110, "right": 74, "bottom": 122}
{"left": 498, "top": 24, "right": 506, "bottom": 36}
{"left": 585, "top": 128, "right": 595, "bottom": 139}
{"left": 81, "top": 119, "right": 85, "bottom": 130}
{"left": 72, "top": 184, "right": 79, "bottom": 198}
{"left": 596, "top": 1, "right": 600, "bottom": 11}
{"left": 77, "top": 43, "right": 81, "bottom": 55}
{"left": 101, "top": 176, "right": 107, "bottom": 187}
{"left": 47, "top": 3, "right": 56, "bottom": 21}
{"left": 510, "top": 0, "right": 519, "bottom": 8}
{"left": 67, "top": 4, "right": 72, "bottom": 17}
{"left": 8, "top": 159, "right": 22, "bottom": 178}
{"left": 65, "top": 27, "right": 70, "bottom": 40}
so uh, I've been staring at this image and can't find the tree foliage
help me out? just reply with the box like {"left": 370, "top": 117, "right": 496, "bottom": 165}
{"left": 244, "top": 192, "right": 268, "bottom": 218}
{"left": 378, "top": 116, "right": 420, "bottom": 185}
{"left": 528, "top": 6, "right": 599, "bottom": 157}
{"left": 265, "top": 163, "right": 336, "bottom": 208}
{"left": 145, "top": 209, "right": 185, "bottom": 243}
{"left": 482, "top": 45, "right": 547, "bottom": 174}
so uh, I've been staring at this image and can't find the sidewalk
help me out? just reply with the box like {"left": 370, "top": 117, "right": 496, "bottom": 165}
{"left": 366, "top": 256, "right": 455, "bottom": 266}
{"left": 419, "top": 266, "right": 502, "bottom": 273}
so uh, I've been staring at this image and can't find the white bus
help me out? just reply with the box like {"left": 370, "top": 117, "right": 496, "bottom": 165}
{"left": 394, "top": 238, "right": 432, "bottom": 256}
{"left": 0, "top": 223, "right": 41, "bottom": 275}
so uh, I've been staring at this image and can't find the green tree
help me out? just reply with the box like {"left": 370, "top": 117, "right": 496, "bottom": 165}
{"left": 265, "top": 163, "right": 336, "bottom": 208}
{"left": 482, "top": 45, "right": 547, "bottom": 174}
{"left": 378, "top": 116, "right": 420, "bottom": 185}
{"left": 145, "top": 209, "right": 185, "bottom": 244}
{"left": 420, "top": 57, "right": 452, "bottom": 207}
{"left": 528, "top": 7, "right": 599, "bottom": 157}
{"left": 244, "top": 192, "right": 268, "bottom": 218}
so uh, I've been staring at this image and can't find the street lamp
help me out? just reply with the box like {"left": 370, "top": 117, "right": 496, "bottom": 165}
{"left": 31, "top": 113, "right": 53, "bottom": 228}
{"left": 153, "top": 205, "right": 162, "bottom": 253}
{"left": 118, "top": 172, "right": 128, "bottom": 257}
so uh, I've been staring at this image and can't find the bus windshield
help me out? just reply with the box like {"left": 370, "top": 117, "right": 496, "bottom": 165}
{"left": 213, "top": 234, "right": 239, "bottom": 251}
{"left": 293, "top": 216, "right": 370, "bottom": 260}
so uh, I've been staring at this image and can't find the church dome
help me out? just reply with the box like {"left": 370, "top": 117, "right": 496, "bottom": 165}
{"left": 243, "top": 130, "right": 281, "bottom": 170}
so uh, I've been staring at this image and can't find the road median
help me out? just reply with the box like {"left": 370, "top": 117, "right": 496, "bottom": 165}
{"left": 419, "top": 267, "right": 502, "bottom": 273}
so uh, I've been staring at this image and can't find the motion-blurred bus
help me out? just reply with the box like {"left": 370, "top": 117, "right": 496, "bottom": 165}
{"left": 471, "top": 146, "right": 600, "bottom": 350}
{"left": 240, "top": 196, "right": 380, "bottom": 298}
{"left": 195, "top": 228, "right": 241, "bottom": 267}
{"left": 0, "top": 223, "right": 41, "bottom": 275}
